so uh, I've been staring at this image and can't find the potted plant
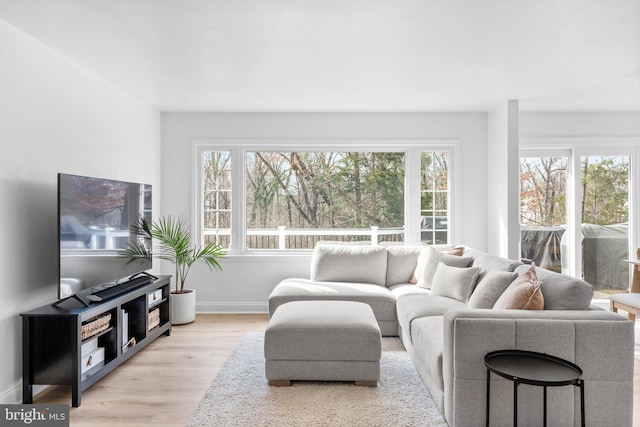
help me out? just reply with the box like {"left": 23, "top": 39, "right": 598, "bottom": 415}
{"left": 123, "top": 216, "right": 225, "bottom": 325}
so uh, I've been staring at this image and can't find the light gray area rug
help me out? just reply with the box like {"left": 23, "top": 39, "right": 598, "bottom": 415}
{"left": 187, "top": 332, "right": 447, "bottom": 427}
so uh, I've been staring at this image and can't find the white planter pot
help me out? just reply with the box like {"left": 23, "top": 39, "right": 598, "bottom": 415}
{"left": 170, "top": 289, "right": 196, "bottom": 325}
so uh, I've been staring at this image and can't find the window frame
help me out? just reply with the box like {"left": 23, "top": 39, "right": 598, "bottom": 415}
{"left": 194, "top": 139, "right": 459, "bottom": 255}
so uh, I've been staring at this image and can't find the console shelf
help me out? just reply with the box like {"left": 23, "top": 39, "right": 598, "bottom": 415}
{"left": 21, "top": 276, "right": 171, "bottom": 407}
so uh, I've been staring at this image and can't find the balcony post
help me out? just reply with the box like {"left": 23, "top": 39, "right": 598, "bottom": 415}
{"left": 277, "top": 226, "right": 287, "bottom": 249}
{"left": 370, "top": 226, "right": 379, "bottom": 246}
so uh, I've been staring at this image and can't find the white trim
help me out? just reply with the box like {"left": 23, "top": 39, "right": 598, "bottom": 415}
{"left": 570, "top": 150, "right": 582, "bottom": 277}
{"left": 220, "top": 252, "right": 313, "bottom": 261}
{"left": 405, "top": 147, "right": 421, "bottom": 245}
{"left": 520, "top": 136, "right": 640, "bottom": 148}
{"left": 192, "top": 142, "right": 202, "bottom": 246}
{"left": 0, "top": 382, "right": 21, "bottom": 404}
{"left": 449, "top": 143, "right": 461, "bottom": 245}
{"left": 197, "top": 301, "right": 269, "bottom": 313}
{"left": 520, "top": 148, "right": 572, "bottom": 157}
{"left": 232, "top": 148, "right": 244, "bottom": 253}
{"left": 0, "top": 382, "right": 47, "bottom": 404}
{"left": 192, "top": 138, "right": 458, "bottom": 149}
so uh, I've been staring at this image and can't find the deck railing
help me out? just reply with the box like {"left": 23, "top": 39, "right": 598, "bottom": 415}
{"left": 203, "top": 226, "right": 405, "bottom": 249}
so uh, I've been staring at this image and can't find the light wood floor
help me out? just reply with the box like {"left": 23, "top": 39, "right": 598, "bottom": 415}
{"left": 34, "top": 314, "right": 268, "bottom": 427}
{"left": 34, "top": 314, "right": 640, "bottom": 427}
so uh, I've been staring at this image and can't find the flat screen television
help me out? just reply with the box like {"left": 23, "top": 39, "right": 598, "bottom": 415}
{"left": 57, "top": 173, "right": 153, "bottom": 303}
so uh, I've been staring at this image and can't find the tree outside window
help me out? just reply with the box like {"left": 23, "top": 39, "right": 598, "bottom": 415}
{"left": 245, "top": 151, "right": 405, "bottom": 249}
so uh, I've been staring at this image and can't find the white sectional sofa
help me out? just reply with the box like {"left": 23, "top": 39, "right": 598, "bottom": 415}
{"left": 268, "top": 243, "right": 635, "bottom": 427}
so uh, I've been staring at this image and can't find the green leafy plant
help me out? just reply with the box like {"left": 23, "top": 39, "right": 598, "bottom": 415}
{"left": 123, "top": 216, "right": 225, "bottom": 293}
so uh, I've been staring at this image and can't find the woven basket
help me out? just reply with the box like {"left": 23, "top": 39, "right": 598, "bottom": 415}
{"left": 148, "top": 308, "right": 160, "bottom": 331}
{"left": 81, "top": 313, "right": 112, "bottom": 340}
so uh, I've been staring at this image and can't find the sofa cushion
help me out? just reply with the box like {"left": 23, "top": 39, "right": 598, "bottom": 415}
{"left": 494, "top": 280, "right": 544, "bottom": 310}
{"left": 467, "top": 270, "right": 518, "bottom": 309}
{"left": 395, "top": 294, "right": 466, "bottom": 343}
{"left": 388, "top": 283, "right": 431, "bottom": 299}
{"left": 310, "top": 244, "right": 388, "bottom": 286}
{"left": 268, "top": 278, "right": 397, "bottom": 321}
{"left": 386, "top": 246, "right": 421, "bottom": 286}
{"left": 416, "top": 245, "right": 473, "bottom": 289}
{"left": 430, "top": 262, "right": 481, "bottom": 303}
{"left": 513, "top": 264, "right": 594, "bottom": 310}
{"left": 410, "top": 316, "right": 445, "bottom": 407}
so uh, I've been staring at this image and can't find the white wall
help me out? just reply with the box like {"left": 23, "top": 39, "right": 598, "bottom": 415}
{"left": 487, "top": 101, "right": 520, "bottom": 259}
{"left": 0, "top": 20, "right": 160, "bottom": 403}
{"left": 161, "top": 112, "right": 489, "bottom": 313}
{"left": 520, "top": 112, "right": 640, "bottom": 138}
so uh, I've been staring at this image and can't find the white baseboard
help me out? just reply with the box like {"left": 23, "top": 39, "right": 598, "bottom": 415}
{"left": 196, "top": 301, "right": 268, "bottom": 313}
{"left": 0, "top": 382, "right": 21, "bottom": 404}
{"left": 0, "top": 382, "right": 50, "bottom": 405}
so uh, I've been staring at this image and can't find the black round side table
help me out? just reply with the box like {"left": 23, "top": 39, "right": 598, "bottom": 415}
{"left": 484, "top": 349, "right": 585, "bottom": 427}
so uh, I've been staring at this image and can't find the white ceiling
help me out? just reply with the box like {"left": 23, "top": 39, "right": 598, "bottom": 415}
{"left": 1, "top": 0, "right": 639, "bottom": 112}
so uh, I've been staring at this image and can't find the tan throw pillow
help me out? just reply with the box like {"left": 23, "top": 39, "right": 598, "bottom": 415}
{"left": 499, "top": 262, "right": 537, "bottom": 288}
{"left": 494, "top": 280, "right": 544, "bottom": 310}
{"left": 440, "top": 246, "right": 465, "bottom": 256}
{"left": 522, "top": 262, "right": 538, "bottom": 282}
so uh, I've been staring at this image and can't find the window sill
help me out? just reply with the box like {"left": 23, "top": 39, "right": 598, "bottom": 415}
{"left": 220, "top": 251, "right": 314, "bottom": 262}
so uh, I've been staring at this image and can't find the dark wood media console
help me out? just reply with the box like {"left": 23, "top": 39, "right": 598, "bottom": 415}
{"left": 21, "top": 276, "right": 171, "bottom": 407}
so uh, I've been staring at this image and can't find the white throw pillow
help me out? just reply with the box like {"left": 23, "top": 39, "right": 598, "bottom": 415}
{"left": 416, "top": 245, "right": 473, "bottom": 289}
{"left": 430, "top": 262, "right": 481, "bottom": 302}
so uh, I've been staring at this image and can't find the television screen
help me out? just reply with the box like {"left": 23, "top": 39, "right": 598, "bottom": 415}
{"left": 58, "top": 173, "right": 152, "bottom": 299}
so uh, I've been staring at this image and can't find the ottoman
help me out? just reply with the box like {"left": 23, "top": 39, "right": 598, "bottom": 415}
{"left": 264, "top": 300, "right": 382, "bottom": 387}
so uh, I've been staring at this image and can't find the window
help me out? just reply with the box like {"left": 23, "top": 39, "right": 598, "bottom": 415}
{"left": 245, "top": 151, "right": 405, "bottom": 249}
{"left": 196, "top": 142, "right": 455, "bottom": 252}
{"left": 520, "top": 156, "right": 568, "bottom": 228}
{"left": 420, "top": 152, "right": 449, "bottom": 244}
{"left": 579, "top": 155, "right": 630, "bottom": 297}
{"left": 201, "top": 150, "right": 232, "bottom": 247}
{"left": 519, "top": 155, "right": 569, "bottom": 272}
{"left": 520, "top": 146, "right": 635, "bottom": 296}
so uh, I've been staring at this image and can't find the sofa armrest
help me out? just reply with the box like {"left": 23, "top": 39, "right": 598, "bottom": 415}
{"left": 442, "top": 309, "right": 634, "bottom": 427}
